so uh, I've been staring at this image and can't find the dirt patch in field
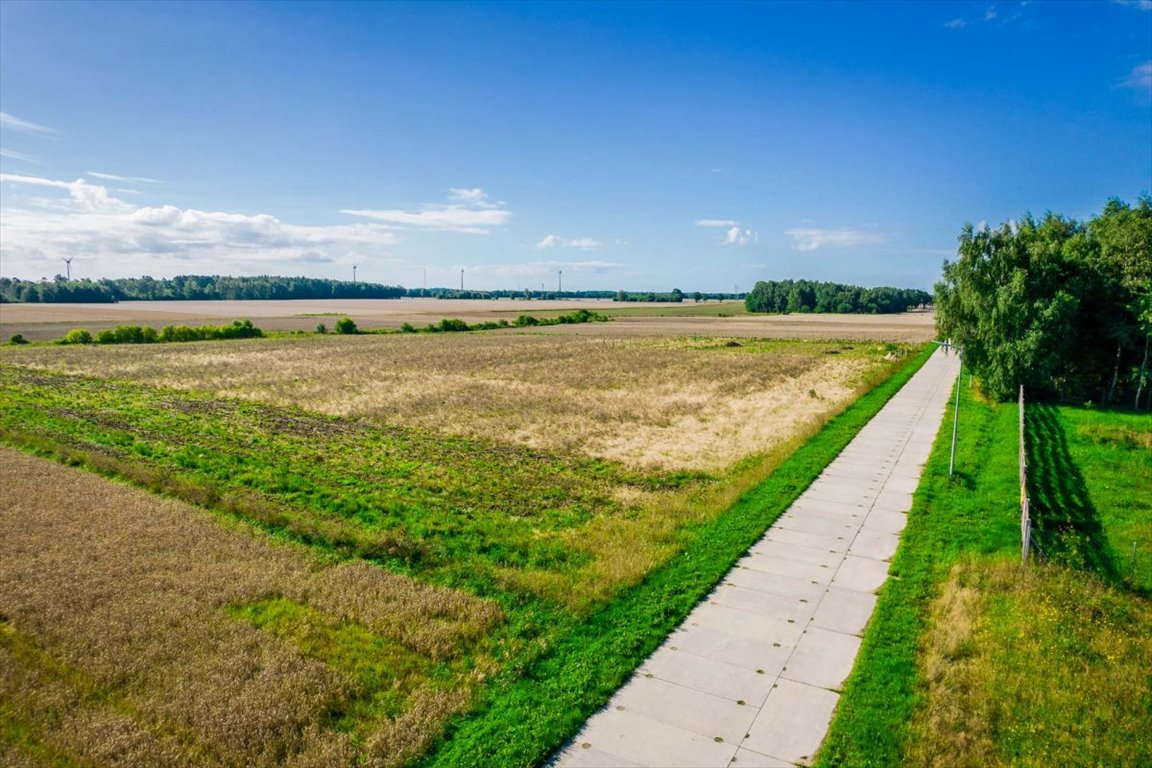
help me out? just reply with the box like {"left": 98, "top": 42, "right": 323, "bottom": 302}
{"left": 0, "top": 447, "right": 500, "bottom": 767}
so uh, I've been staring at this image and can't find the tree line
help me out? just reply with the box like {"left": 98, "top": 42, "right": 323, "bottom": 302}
{"left": 744, "top": 280, "right": 931, "bottom": 315}
{"left": 0, "top": 275, "right": 406, "bottom": 303}
{"left": 0, "top": 274, "right": 752, "bottom": 304}
{"left": 935, "top": 196, "right": 1151, "bottom": 408}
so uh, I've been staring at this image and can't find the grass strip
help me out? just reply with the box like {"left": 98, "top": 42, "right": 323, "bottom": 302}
{"left": 817, "top": 387, "right": 1152, "bottom": 766}
{"left": 419, "top": 343, "right": 936, "bottom": 768}
{"left": 815, "top": 379, "right": 1020, "bottom": 767}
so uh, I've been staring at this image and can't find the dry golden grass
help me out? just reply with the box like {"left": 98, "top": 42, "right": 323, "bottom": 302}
{"left": 8, "top": 333, "right": 910, "bottom": 473}
{"left": 907, "top": 558, "right": 1152, "bottom": 768}
{"left": 0, "top": 447, "right": 501, "bottom": 767}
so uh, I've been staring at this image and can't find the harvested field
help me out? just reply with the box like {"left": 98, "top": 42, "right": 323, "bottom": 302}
{"left": 0, "top": 297, "right": 935, "bottom": 341}
{"left": 0, "top": 447, "right": 501, "bottom": 768}
{"left": 5, "top": 333, "right": 915, "bottom": 471}
{"left": 0, "top": 298, "right": 620, "bottom": 340}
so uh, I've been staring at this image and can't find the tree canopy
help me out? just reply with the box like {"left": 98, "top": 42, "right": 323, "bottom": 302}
{"left": 744, "top": 279, "right": 930, "bottom": 315}
{"left": 935, "top": 196, "right": 1151, "bottom": 407}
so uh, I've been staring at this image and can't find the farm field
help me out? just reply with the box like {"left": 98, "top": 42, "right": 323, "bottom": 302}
{"left": 1, "top": 325, "right": 930, "bottom": 766}
{"left": 818, "top": 386, "right": 1152, "bottom": 767}
{"left": 0, "top": 296, "right": 936, "bottom": 341}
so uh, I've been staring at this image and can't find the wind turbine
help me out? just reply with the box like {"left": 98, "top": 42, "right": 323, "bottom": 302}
{"left": 63, "top": 257, "right": 73, "bottom": 280}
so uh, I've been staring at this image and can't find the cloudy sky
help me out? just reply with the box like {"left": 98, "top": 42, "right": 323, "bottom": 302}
{"left": 1, "top": 0, "right": 1149, "bottom": 292}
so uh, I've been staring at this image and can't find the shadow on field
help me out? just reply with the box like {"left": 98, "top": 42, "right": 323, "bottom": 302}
{"left": 1026, "top": 404, "right": 1119, "bottom": 581}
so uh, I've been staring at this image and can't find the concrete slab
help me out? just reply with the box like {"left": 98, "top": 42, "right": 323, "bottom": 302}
{"left": 553, "top": 746, "right": 643, "bottom": 767}
{"left": 575, "top": 708, "right": 738, "bottom": 767}
{"left": 763, "top": 527, "right": 850, "bottom": 554}
{"left": 860, "top": 509, "right": 907, "bottom": 535}
{"left": 614, "top": 676, "right": 758, "bottom": 743}
{"left": 846, "top": 530, "right": 900, "bottom": 561}
{"left": 775, "top": 514, "right": 860, "bottom": 537}
{"left": 747, "top": 540, "right": 842, "bottom": 568}
{"left": 709, "top": 583, "right": 816, "bottom": 624}
{"left": 742, "top": 679, "right": 840, "bottom": 765}
{"left": 641, "top": 649, "right": 779, "bottom": 708}
{"left": 872, "top": 487, "right": 915, "bottom": 513}
{"left": 800, "top": 482, "right": 876, "bottom": 506}
{"left": 738, "top": 551, "right": 836, "bottom": 584}
{"left": 686, "top": 602, "right": 807, "bottom": 647}
{"left": 780, "top": 626, "right": 861, "bottom": 690}
{"left": 810, "top": 587, "right": 877, "bottom": 636}
{"left": 669, "top": 625, "right": 792, "bottom": 674}
{"left": 831, "top": 555, "right": 891, "bottom": 594}
{"left": 722, "top": 567, "right": 827, "bottom": 602}
{"left": 729, "top": 748, "right": 794, "bottom": 767}
{"left": 785, "top": 498, "right": 867, "bottom": 519}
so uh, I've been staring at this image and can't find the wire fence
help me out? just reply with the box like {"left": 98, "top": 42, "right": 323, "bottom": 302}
{"left": 1019, "top": 385, "right": 1032, "bottom": 563}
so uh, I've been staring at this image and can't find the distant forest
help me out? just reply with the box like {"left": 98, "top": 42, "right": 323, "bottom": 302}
{"left": 0, "top": 275, "right": 744, "bottom": 304}
{"left": 744, "top": 279, "right": 932, "bottom": 314}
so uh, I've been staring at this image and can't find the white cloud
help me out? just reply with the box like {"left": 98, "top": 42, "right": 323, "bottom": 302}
{"left": 1, "top": 173, "right": 133, "bottom": 213}
{"left": 1120, "top": 61, "right": 1152, "bottom": 93}
{"left": 784, "top": 228, "right": 888, "bottom": 251}
{"left": 536, "top": 234, "right": 603, "bottom": 250}
{"left": 0, "top": 173, "right": 400, "bottom": 277}
{"left": 448, "top": 187, "right": 495, "bottom": 206}
{"left": 86, "top": 171, "right": 163, "bottom": 184}
{"left": 944, "top": 18, "right": 967, "bottom": 28}
{"left": 697, "top": 217, "right": 757, "bottom": 246}
{"left": 984, "top": 6, "right": 997, "bottom": 21}
{"left": 724, "top": 226, "right": 758, "bottom": 246}
{"left": 0, "top": 112, "right": 59, "bottom": 136}
{"left": 0, "top": 148, "right": 39, "bottom": 163}
{"left": 342, "top": 188, "right": 510, "bottom": 234}
{"left": 1113, "top": 0, "right": 1152, "bottom": 11}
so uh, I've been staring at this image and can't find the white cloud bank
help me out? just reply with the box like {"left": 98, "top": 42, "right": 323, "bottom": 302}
{"left": 784, "top": 228, "right": 888, "bottom": 251}
{"left": 536, "top": 234, "right": 603, "bottom": 250}
{"left": 342, "top": 187, "right": 510, "bottom": 234}
{"left": 0, "top": 173, "right": 401, "bottom": 277}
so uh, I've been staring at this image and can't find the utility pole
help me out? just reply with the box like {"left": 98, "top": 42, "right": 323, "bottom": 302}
{"left": 949, "top": 344, "right": 963, "bottom": 476}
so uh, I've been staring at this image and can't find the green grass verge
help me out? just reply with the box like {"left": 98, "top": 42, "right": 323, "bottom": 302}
{"left": 817, "top": 387, "right": 1152, "bottom": 767}
{"left": 418, "top": 344, "right": 936, "bottom": 768}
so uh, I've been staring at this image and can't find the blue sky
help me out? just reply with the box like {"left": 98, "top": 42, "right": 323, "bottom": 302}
{"left": 1, "top": 0, "right": 1149, "bottom": 292}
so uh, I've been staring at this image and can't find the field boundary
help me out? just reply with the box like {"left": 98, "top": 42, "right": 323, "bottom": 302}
{"left": 419, "top": 343, "right": 937, "bottom": 768}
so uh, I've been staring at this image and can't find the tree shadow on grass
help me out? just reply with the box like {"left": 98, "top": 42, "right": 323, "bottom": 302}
{"left": 1026, "top": 404, "right": 1120, "bottom": 582}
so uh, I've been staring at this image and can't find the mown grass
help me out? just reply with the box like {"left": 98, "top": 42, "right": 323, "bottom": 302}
{"left": 817, "top": 387, "right": 1152, "bottom": 767}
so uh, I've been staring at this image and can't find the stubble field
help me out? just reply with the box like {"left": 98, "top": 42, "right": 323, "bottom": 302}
{"left": 0, "top": 316, "right": 929, "bottom": 766}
